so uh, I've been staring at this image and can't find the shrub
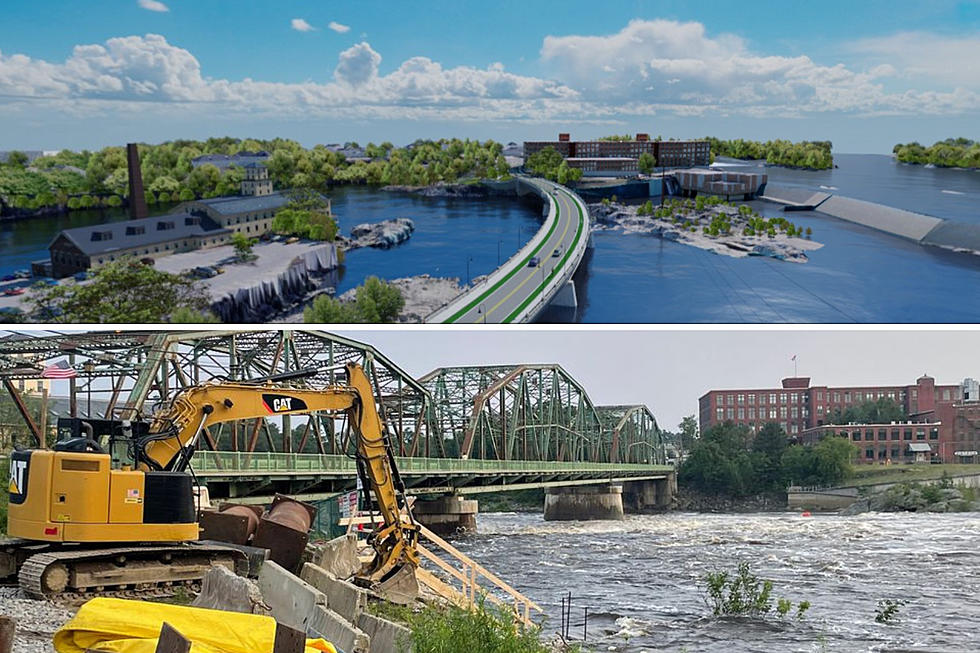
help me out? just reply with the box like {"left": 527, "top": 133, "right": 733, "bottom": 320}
{"left": 702, "top": 562, "right": 809, "bottom": 620}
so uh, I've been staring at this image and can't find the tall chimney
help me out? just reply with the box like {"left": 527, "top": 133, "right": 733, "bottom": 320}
{"left": 126, "top": 143, "right": 148, "bottom": 220}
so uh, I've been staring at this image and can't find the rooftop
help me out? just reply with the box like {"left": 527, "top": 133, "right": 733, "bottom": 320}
{"left": 53, "top": 213, "right": 227, "bottom": 256}
{"left": 191, "top": 191, "right": 292, "bottom": 215}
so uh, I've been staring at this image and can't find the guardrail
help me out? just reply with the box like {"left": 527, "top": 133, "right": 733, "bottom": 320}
{"left": 425, "top": 177, "right": 588, "bottom": 323}
{"left": 508, "top": 185, "right": 589, "bottom": 323}
{"left": 192, "top": 451, "right": 670, "bottom": 476}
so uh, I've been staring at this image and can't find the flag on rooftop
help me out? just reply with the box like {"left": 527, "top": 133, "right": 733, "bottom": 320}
{"left": 41, "top": 359, "right": 77, "bottom": 379}
{"left": 791, "top": 355, "right": 797, "bottom": 361}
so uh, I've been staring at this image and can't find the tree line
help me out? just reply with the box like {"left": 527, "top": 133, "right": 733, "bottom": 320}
{"left": 893, "top": 138, "right": 980, "bottom": 168}
{"left": 0, "top": 136, "right": 513, "bottom": 214}
{"left": 678, "top": 421, "right": 855, "bottom": 497}
{"left": 706, "top": 137, "right": 834, "bottom": 170}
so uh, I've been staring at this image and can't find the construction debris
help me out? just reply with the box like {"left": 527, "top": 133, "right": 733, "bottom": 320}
{"left": 191, "top": 566, "right": 270, "bottom": 615}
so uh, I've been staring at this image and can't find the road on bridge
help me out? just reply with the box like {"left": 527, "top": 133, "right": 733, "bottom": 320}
{"left": 430, "top": 177, "right": 587, "bottom": 324}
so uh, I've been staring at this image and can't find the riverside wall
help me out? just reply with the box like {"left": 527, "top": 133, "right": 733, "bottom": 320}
{"left": 763, "top": 184, "right": 980, "bottom": 255}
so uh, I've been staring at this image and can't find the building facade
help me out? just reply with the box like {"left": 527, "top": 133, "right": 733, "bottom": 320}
{"left": 699, "top": 375, "right": 979, "bottom": 464}
{"left": 523, "top": 133, "right": 711, "bottom": 175}
{"left": 47, "top": 164, "right": 328, "bottom": 277}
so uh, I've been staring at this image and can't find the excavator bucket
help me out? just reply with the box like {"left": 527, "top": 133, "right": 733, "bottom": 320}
{"left": 372, "top": 564, "right": 419, "bottom": 605}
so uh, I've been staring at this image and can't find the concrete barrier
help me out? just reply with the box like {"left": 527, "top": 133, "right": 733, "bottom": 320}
{"left": 258, "top": 561, "right": 370, "bottom": 653}
{"left": 192, "top": 565, "right": 269, "bottom": 614}
{"left": 314, "top": 534, "right": 361, "bottom": 580}
{"left": 358, "top": 613, "right": 412, "bottom": 653}
{"left": 300, "top": 563, "right": 369, "bottom": 623}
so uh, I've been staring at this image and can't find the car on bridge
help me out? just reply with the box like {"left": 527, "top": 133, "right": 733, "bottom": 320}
{"left": 528, "top": 256, "right": 540, "bottom": 268}
{"left": 552, "top": 248, "right": 561, "bottom": 258}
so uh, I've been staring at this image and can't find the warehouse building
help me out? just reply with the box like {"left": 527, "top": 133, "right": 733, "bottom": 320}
{"left": 699, "top": 375, "right": 980, "bottom": 464}
{"left": 523, "top": 133, "right": 711, "bottom": 177}
{"left": 47, "top": 164, "right": 323, "bottom": 277}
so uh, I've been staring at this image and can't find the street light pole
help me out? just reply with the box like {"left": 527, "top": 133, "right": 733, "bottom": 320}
{"left": 466, "top": 256, "right": 473, "bottom": 286}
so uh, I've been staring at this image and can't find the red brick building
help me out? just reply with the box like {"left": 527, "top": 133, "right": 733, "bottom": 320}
{"left": 523, "top": 133, "right": 711, "bottom": 173}
{"left": 699, "top": 375, "right": 980, "bottom": 463}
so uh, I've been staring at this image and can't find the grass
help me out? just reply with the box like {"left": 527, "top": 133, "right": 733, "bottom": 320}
{"left": 846, "top": 464, "right": 980, "bottom": 487}
{"left": 368, "top": 599, "right": 552, "bottom": 653}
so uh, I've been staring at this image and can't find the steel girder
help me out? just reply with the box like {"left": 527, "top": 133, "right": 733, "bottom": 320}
{"left": 0, "top": 329, "right": 439, "bottom": 457}
{"left": 418, "top": 364, "right": 609, "bottom": 462}
{"left": 595, "top": 405, "right": 665, "bottom": 464}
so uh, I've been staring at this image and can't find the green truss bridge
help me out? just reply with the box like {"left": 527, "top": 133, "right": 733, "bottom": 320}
{"left": 0, "top": 330, "right": 674, "bottom": 526}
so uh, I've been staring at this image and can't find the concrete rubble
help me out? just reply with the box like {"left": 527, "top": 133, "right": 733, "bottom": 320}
{"left": 191, "top": 565, "right": 270, "bottom": 615}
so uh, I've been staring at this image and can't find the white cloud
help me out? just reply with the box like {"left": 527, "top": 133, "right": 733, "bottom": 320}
{"left": 291, "top": 18, "right": 316, "bottom": 33}
{"left": 328, "top": 21, "right": 351, "bottom": 34}
{"left": 137, "top": 0, "right": 169, "bottom": 12}
{"left": 540, "top": 19, "right": 979, "bottom": 117}
{"left": 849, "top": 31, "right": 980, "bottom": 87}
{"left": 1, "top": 24, "right": 976, "bottom": 126}
{"left": 334, "top": 42, "right": 380, "bottom": 86}
{"left": 0, "top": 34, "right": 579, "bottom": 123}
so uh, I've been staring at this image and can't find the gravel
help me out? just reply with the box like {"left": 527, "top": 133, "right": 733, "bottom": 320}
{"left": 0, "top": 588, "right": 73, "bottom": 653}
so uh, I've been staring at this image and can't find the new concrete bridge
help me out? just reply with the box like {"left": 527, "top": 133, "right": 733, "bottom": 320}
{"left": 426, "top": 177, "right": 589, "bottom": 324}
{"left": 0, "top": 330, "right": 674, "bottom": 529}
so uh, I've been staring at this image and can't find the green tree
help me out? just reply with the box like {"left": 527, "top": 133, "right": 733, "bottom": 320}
{"left": 169, "top": 307, "right": 221, "bottom": 323}
{"left": 678, "top": 415, "right": 699, "bottom": 451}
{"left": 28, "top": 260, "right": 211, "bottom": 323}
{"left": 4, "top": 151, "right": 28, "bottom": 168}
{"left": 231, "top": 231, "right": 257, "bottom": 261}
{"left": 303, "top": 295, "right": 361, "bottom": 323}
{"left": 638, "top": 151, "right": 656, "bottom": 175}
{"left": 354, "top": 276, "right": 404, "bottom": 323}
{"left": 752, "top": 423, "right": 789, "bottom": 491}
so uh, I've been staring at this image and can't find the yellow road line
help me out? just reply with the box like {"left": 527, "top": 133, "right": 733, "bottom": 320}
{"left": 484, "top": 195, "right": 572, "bottom": 319}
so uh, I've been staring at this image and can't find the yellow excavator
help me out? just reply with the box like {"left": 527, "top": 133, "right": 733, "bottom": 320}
{"left": 2, "top": 363, "right": 419, "bottom": 599}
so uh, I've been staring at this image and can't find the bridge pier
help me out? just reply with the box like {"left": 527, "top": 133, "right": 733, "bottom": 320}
{"left": 622, "top": 477, "right": 675, "bottom": 512}
{"left": 412, "top": 495, "right": 479, "bottom": 536}
{"left": 550, "top": 279, "right": 578, "bottom": 308}
{"left": 543, "top": 484, "right": 624, "bottom": 521}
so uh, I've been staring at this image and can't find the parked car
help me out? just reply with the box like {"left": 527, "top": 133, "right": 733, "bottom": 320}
{"left": 13, "top": 270, "right": 30, "bottom": 279}
{"left": 193, "top": 266, "right": 218, "bottom": 279}
{"left": 2, "top": 288, "right": 25, "bottom": 296}
{"left": 73, "top": 271, "right": 89, "bottom": 281}
{"left": 528, "top": 256, "right": 540, "bottom": 268}
{"left": 1, "top": 274, "right": 16, "bottom": 282}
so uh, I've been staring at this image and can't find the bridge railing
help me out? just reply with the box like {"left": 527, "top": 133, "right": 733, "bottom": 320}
{"left": 192, "top": 451, "right": 669, "bottom": 475}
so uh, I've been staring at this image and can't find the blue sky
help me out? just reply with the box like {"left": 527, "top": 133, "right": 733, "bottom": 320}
{"left": 1, "top": 0, "right": 978, "bottom": 153}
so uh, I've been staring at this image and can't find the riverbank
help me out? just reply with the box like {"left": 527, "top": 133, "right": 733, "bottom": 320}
{"left": 590, "top": 199, "right": 822, "bottom": 263}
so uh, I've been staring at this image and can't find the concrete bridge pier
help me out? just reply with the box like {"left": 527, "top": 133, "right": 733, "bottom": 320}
{"left": 551, "top": 279, "right": 578, "bottom": 308}
{"left": 543, "top": 484, "right": 624, "bottom": 521}
{"left": 622, "top": 477, "right": 675, "bottom": 512}
{"left": 412, "top": 495, "right": 478, "bottom": 536}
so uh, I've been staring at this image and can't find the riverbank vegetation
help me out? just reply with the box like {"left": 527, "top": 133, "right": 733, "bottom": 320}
{"left": 524, "top": 147, "right": 583, "bottom": 184}
{"left": 370, "top": 599, "right": 552, "bottom": 653}
{"left": 0, "top": 137, "right": 513, "bottom": 215}
{"left": 706, "top": 137, "right": 833, "bottom": 170}
{"left": 27, "top": 260, "right": 212, "bottom": 323}
{"left": 303, "top": 276, "right": 404, "bottom": 323}
{"left": 271, "top": 190, "right": 339, "bottom": 241}
{"left": 702, "top": 562, "right": 810, "bottom": 620}
{"left": 892, "top": 137, "right": 980, "bottom": 168}
{"left": 679, "top": 422, "right": 854, "bottom": 496}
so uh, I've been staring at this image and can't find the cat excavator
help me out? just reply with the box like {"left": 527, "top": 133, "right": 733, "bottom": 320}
{"left": 2, "top": 363, "right": 420, "bottom": 600}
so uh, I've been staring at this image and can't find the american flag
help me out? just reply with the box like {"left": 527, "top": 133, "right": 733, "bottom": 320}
{"left": 41, "top": 359, "right": 77, "bottom": 379}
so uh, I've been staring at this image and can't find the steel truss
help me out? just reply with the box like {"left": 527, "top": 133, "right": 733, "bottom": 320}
{"left": 0, "top": 330, "right": 439, "bottom": 457}
{"left": 418, "top": 364, "right": 663, "bottom": 463}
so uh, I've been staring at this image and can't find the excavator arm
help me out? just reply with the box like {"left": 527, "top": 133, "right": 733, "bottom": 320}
{"left": 140, "top": 363, "right": 419, "bottom": 595}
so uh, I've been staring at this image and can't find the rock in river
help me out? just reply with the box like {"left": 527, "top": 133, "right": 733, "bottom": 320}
{"left": 343, "top": 218, "right": 415, "bottom": 250}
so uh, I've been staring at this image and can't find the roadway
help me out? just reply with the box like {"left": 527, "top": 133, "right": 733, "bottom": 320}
{"left": 426, "top": 177, "right": 588, "bottom": 324}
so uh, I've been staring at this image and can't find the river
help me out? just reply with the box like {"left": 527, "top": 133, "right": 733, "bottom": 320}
{"left": 3, "top": 154, "right": 979, "bottom": 323}
{"left": 454, "top": 511, "right": 980, "bottom": 652}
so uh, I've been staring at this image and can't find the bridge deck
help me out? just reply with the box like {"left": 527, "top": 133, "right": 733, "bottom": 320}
{"left": 426, "top": 178, "right": 588, "bottom": 323}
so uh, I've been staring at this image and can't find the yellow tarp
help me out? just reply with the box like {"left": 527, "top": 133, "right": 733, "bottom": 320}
{"left": 53, "top": 598, "right": 337, "bottom": 653}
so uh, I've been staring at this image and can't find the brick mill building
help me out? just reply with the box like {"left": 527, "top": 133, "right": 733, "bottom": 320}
{"left": 698, "top": 375, "right": 980, "bottom": 464}
{"left": 47, "top": 165, "right": 325, "bottom": 277}
{"left": 523, "top": 133, "right": 711, "bottom": 177}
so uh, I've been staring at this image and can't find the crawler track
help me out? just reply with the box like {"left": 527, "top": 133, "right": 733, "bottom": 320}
{"left": 10, "top": 544, "right": 240, "bottom": 601}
